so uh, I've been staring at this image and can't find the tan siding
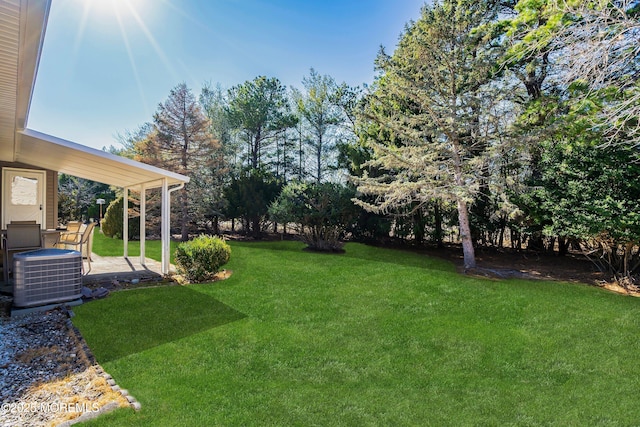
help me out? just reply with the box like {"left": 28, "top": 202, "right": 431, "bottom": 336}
{"left": 46, "top": 169, "right": 57, "bottom": 228}
{"left": 0, "top": 0, "right": 19, "bottom": 160}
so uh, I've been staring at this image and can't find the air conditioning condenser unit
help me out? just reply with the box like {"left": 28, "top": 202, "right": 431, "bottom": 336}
{"left": 13, "top": 249, "right": 82, "bottom": 308}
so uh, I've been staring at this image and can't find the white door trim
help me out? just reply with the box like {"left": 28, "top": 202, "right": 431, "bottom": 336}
{"left": 2, "top": 167, "right": 47, "bottom": 229}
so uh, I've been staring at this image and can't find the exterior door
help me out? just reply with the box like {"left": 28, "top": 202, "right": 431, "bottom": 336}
{"left": 2, "top": 168, "right": 46, "bottom": 229}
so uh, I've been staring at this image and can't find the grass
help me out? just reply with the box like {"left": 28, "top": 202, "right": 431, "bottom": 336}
{"left": 92, "top": 228, "right": 178, "bottom": 264}
{"left": 73, "top": 240, "right": 640, "bottom": 426}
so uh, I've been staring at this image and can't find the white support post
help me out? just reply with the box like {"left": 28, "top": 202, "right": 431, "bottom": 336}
{"left": 140, "top": 184, "right": 146, "bottom": 265}
{"left": 123, "top": 187, "right": 129, "bottom": 258}
{"left": 161, "top": 178, "right": 170, "bottom": 275}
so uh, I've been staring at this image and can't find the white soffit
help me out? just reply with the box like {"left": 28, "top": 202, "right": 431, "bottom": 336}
{"left": 0, "top": 0, "right": 49, "bottom": 161}
{"left": 17, "top": 128, "right": 189, "bottom": 189}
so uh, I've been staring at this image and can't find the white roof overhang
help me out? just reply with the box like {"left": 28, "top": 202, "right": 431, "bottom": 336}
{"left": 0, "top": 0, "right": 49, "bottom": 161}
{"left": 17, "top": 128, "right": 189, "bottom": 190}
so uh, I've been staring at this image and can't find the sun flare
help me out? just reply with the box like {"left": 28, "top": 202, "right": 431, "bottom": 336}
{"left": 80, "top": 0, "right": 148, "bottom": 18}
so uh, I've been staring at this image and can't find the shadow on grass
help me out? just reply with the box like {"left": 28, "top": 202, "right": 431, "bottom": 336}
{"left": 73, "top": 285, "right": 246, "bottom": 363}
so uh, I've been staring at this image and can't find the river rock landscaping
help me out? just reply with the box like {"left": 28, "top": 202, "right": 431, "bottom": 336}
{"left": 0, "top": 301, "right": 133, "bottom": 426}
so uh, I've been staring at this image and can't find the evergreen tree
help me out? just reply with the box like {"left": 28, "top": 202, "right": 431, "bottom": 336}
{"left": 354, "top": 0, "right": 505, "bottom": 269}
{"left": 293, "top": 69, "right": 343, "bottom": 183}
{"left": 536, "top": 85, "right": 640, "bottom": 277}
{"left": 223, "top": 168, "right": 282, "bottom": 238}
{"left": 139, "top": 83, "right": 223, "bottom": 241}
{"left": 200, "top": 82, "right": 240, "bottom": 171}
{"left": 226, "top": 76, "right": 298, "bottom": 170}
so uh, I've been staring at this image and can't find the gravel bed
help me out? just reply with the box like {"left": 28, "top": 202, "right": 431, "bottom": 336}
{"left": 0, "top": 300, "right": 132, "bottom": 426}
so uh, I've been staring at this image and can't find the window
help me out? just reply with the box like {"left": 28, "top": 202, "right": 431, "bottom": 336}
{"left": 11, "top": 176, "right": 39, "bottom": 206}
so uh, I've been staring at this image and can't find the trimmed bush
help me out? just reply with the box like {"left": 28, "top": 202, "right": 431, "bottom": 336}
{"left": 174, "top": 235, "right": 231, "bottom": 283}
{"left": 101, "top": 196, "right": 140, "bottom": 239}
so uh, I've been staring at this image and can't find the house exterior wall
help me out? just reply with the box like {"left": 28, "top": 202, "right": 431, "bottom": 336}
{"left": 45, "top": 168, "right": 57, "bottom": 228}
{"left": 0, "top": 161, "right": 58, "bottom": 229}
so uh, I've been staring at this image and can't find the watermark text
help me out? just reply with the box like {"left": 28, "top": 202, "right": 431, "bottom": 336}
{"left": 1, "top": 402, "right": 100, "bottom": 414}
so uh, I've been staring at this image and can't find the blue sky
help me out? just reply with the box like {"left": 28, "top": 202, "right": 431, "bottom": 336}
{"left": 27, "top": 0, "right": 424, "bottom": 150}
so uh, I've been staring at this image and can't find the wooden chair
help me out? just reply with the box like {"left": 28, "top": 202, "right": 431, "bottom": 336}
{"left": 55, "top": 222, "right": 96, "bottom": 274}
{"left": 3, "top": 223, "right": 43, "bottom": 283}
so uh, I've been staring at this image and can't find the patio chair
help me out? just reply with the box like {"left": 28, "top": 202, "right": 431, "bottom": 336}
{"left": 3, "top": 223, "right": 43, "bottom": 283}
{"left": 57, "top": 221, "right": 83, "bottom": 247}
{"left": 55, "top": 222, "right": 96, "bottom": 274}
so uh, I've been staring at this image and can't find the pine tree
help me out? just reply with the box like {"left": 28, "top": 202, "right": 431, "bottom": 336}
{"left": 226, "top": 76, "right": 297, "bottom": 170}
{"left": 354, "top": 0, "right": 504, "bottom": 269}
{"left": 141, "top": 83, "right": 222, "bottom": 241}
{"left": 293, "top": 69, "right": 343, "bottom": 183}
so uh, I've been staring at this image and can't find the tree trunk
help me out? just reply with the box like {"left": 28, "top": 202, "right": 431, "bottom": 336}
{"left": 452, "top": 138, "right": 476, "bottom": 269}
{"left": 413, "top": 208, "right": 425, "bottom": 245}
{"left": 558, "top": 236, "right": 569, "bottom": 256}
{"left": 498, "top": 215, "right": 506, "bottom": 248}
{"left": 252, "top": 129, "right": 261, "bottom": 169}
{"left": 457, "top": 197, "right": 476, "bottom": 270}
{"left": 252, "top": 216, "right": 261, "bottom": 239}
{"left": 434, "top": 201, "right": 444, "bottom": 249}
{"left": 213, "top": 216, "right": 219, "bottom": 235}
{"left": 298, "top": 125, "right": 304, "bottom": 180}
{"left": 316, "top": 134, "right": 323, "bottom": 184}
{"left": 546, "top": 236, "right": 556, "bottom": 253}
{"left": 624, "top": 242, "right": 634, "bottom": 278}
{"left": 527, "top": 231, "right": 544, "bottom": 251}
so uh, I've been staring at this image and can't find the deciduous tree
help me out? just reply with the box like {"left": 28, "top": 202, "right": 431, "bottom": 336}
{"left": 554, "top": 0, "right": 639, "bottom": 145}
{"left": 58, "top": 174, "right": 112, "bottom": 223}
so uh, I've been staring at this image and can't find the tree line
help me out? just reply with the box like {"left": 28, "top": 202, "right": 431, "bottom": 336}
{"left": 351, "top": 0, "right": 639, "bottom": 278}
{"left": 104, "top": 68, "right": 361, "bottom": 241}
{"left": 62, "top": 0, "right": 640, "bottom": 279}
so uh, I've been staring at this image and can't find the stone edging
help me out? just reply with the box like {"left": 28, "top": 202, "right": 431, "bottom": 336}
{"left": 58, "top": 315, "right": 142, "bottom": 426}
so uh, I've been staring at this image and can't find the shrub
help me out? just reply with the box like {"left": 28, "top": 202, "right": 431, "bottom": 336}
{"left": 101, "top": 196, "right": 140, "bottom": 239}
{"left": 223, "top": 168, "right": 282, "bottom": 238}
{"left": 269, "top": 182, "right": 359, "bottom": 251}
{"left": 174, "top": 235, "right": 231, "bottom": 283}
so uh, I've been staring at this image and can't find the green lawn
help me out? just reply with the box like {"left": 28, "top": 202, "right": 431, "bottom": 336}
{"left": 92, "top": 228, "right": 178, "bottom": 263}
{"left": 73, "top": 240, "right": 640, "bottom": 426}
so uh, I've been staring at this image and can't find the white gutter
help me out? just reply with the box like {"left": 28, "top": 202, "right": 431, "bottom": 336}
{"left": 161, "top": 181, "right": 185, "bottom": 275}
{"left": 123, "top": 187, "right": 129, "bottom": 258}
{"left": 140, "top": 183, "right": 146, "bottom": 265}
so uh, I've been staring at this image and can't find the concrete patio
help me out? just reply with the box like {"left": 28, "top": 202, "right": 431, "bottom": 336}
{"left": 0, "top": 252, "right": 172, "bottom": 291}
{"left": 82, "top": 254, "right": 173, "bottom": 286}
{"left": 0, "top": 253, "right": 174, "bottom": 316}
